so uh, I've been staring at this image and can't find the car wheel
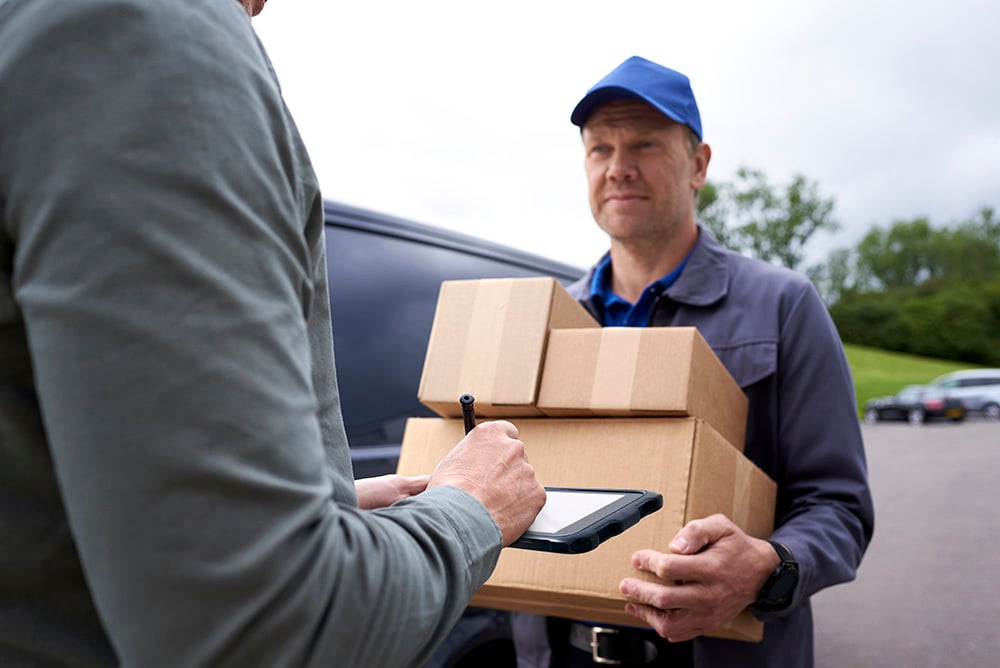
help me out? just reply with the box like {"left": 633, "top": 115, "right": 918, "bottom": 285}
{"left": 907, "top": 408, "right": 925, "bottom": 426}
{"left": 983, "top": 403, "right": 1000, "bottom": 420}
{"left": 864, "top": 408, "right": 879, "bottom": 424}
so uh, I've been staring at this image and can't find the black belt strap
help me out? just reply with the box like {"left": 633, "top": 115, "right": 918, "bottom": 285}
{"left": 562, "top": 621, "right": 694, "bottom": 666}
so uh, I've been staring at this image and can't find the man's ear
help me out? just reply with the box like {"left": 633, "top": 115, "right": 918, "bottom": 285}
{"left": 691, "top": 143, "right": 712, "bottom": 189}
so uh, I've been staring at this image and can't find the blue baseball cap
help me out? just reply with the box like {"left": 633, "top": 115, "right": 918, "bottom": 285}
{"left": 570, "top": 56, "right": 703, "bottom": 140}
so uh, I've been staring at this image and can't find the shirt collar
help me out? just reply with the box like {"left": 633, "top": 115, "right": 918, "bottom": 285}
{"left": 588, "top": 245, "right": 695, "bottom": 308}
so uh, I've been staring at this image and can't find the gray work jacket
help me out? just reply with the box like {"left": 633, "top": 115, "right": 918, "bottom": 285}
{"left": 515, "top": 227, "right": 874, "bottom": 667}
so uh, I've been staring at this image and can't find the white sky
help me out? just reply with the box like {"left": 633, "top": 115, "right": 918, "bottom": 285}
{"left": 254, "top": 0, "right": 1000, "bottom": 270}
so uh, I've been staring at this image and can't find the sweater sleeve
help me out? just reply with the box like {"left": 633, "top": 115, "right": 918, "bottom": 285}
{"left": 1, "top": 1, "right": 500, "bottom": 666}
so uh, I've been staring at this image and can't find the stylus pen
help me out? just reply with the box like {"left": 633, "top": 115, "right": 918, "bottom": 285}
{"left": 460, "top": 393, "right": 476, "bottom": 434}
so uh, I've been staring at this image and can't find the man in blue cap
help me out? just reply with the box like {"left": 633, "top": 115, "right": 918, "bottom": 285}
{"left": 512, "top": 56, "right": 874, "bottom": 667}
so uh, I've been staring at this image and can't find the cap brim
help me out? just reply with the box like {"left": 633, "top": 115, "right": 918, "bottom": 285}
{"left": 571, "top": 85, "right": 693, "bottom": 134}
{"left": 571, "top": 87, "right": 647, "bottom": 127}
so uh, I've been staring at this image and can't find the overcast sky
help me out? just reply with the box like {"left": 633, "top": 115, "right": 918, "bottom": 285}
{"left": 253, "top": 0, "right": 999, "bottom": 270}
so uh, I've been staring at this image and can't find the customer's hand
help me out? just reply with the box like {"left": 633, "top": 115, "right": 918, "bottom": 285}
{"left": 618, "top": 514, "right": 779, "bottom": 641}
{"left": 428, "top": 420, "right": 546, "bottom": 546}
{"left": 355, "top": 474, "right": 430, "bottom": 510}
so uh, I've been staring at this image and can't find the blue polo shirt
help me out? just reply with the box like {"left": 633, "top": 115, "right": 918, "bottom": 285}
{"left": 588, "top": 251, "right": 693, "bottom": 326}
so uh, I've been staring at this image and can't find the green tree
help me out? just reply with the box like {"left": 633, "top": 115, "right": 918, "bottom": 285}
{"left": 933, "top": 207, "right": 1000, "bottom": 284}
{"left": 853, "top": 211, "right": 1000, "bottom": 292}
{"left": 830, "top": 278, "right": 1000, "bottom": 366}
{"left": 854, "top": 217, "right": 937, "bottom": 291}
{"left": 807, "top": 247, "right": 855, "bottom": 305}
{"left": 703, "top": 167, "right": 839, "bottom": 270}
{"left": 696, "top": 181, "right": 737, "bottom": 249}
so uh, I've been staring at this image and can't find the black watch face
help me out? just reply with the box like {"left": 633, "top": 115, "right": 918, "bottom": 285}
{"left": 758, "top": 542, "right": 799, "bottom": 610}
{"left": 761, "top": 567, "right": 799, "bottom": 608}
{"left": 769, "top": 570, "right": 798, "bottom": 602}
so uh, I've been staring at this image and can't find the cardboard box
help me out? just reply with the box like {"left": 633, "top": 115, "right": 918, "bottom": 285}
{"left": 537, "top": 327, "right": 749, "bottom": 450}
{"left": 397, "top": 417, "right": 776, "bottom": 642}
{"left": 417, "top": 278, "right": 599, "bottom": 417}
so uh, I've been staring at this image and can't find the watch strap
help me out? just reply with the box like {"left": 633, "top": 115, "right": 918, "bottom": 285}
{"left": 767, "top": 540, "right": 794, "bottom": 565}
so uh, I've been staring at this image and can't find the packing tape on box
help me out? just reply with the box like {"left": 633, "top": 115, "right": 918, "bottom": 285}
{"left": 591, "top": 329, "right": 641, "bottom": 409}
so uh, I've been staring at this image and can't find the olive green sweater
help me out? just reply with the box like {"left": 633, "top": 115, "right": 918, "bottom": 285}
{"left": 0, "top": 1, "right": 500, "bottom": 665}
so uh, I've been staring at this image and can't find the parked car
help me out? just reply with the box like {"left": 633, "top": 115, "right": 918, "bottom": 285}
{"left": 928, "top": 369, "right": 1000, "bottom": 420}
{"left": 322, "top": 200, "right": 585, "bottom": 667}
{"left": 863, "top": 384, "right": 966, "bottom": 425}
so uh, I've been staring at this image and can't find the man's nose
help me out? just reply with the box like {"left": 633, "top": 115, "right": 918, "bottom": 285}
{"left": 606, "top": 150, "right": 635, "bottom": 181}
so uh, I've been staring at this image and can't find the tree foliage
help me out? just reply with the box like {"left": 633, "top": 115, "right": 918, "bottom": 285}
{"left": 830, "top": 281, "right": 1000, "bottom": 366}
{"left": 855, "top": 217, "right": 936, "bottom": 290}
{"left": 701, "top": 166, "right": 999, "bottom": 364}
{"left": 851, "top": 207, "right": 1000, "bottom": 292}
{"left": 696, "top": 181, "right": 736, "bottom": 249}
{"left": 828, "top": 206, "right": 1000, "bottom": 365}
{"left": 807, "top": 247, "right": 854, "bottom": 305}
{"left": 699, "top": 167, "right": 839, "bottom": 270}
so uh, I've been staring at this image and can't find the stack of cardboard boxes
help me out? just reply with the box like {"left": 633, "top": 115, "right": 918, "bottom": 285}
{"left": 396, "top": 277, "right": 776, "bottom": 642}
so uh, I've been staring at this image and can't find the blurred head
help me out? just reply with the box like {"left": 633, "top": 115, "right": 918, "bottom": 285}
{"left": 574, "top": 58, "right": 710, "bottom": 247}
{"left": 236, "top": 0, "right": 268, "bottom": 17}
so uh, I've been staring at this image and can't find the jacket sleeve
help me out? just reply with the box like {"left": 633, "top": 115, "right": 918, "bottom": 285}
{"left": 1, "top": 2, "right": 500, "bottom": 666}
{"left": 763, "top": 278, "right": 875, "bottom": 615}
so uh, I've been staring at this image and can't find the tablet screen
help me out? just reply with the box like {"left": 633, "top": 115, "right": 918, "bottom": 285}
{"left": 510, "top": 487, "right": 662, "bottom": 553}
{"left": 526, "top": 489, "right": 628, "bottom": 534}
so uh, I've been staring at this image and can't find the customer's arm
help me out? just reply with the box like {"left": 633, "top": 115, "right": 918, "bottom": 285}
{"left": 2, "top": 2, "right": 523, "bottom": 666}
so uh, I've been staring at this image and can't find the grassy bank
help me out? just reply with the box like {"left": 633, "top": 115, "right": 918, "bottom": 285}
{"left": 843, "top": 344, "right": 982, "bottom": 416}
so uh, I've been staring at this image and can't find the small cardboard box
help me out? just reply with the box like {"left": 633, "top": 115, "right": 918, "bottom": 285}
{"left": 537, "top": 327, "right": 749, "bottom": 450}
{"left": 417, "top": 278, "right": 599, "bottom": 417}
{"left": 397, "top": 417, "right": 776, "bottom": 642}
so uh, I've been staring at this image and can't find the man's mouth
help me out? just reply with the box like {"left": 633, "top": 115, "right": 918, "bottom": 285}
{"left": 605, "top": 192, "right": 646, "bottom": 204}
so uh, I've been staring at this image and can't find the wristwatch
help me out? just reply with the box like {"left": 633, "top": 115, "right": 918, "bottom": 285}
{"left": 755, "top": 540, "right": 799, "bottom": 611}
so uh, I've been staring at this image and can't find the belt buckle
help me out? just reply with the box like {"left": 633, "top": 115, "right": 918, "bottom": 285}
{"left": 589, "top": 626, "right": 622, "bottom": 665}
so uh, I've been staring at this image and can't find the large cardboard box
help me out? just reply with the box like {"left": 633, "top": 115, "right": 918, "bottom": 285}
{"left": 537, "top": 327, "right": 749, "bottom": 450}
{"left": 397, "top": 417, "right": 776, "bottom": 642}
{"left": 417, "top": 278, "right": 599, "bottom": 418}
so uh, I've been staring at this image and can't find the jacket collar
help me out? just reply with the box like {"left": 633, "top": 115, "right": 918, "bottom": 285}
{"left": 662, "top": 225, "right": 730, "bottom": 306}
{"left": 572, "top": 225, "right": 731, "bottom": 308}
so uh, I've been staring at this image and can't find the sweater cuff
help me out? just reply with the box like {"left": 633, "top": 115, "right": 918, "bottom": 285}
{"left": 420, "top": 485, "right": 503, "bottom": 586}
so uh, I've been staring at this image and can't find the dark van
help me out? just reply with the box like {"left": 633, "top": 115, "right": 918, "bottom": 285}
{"left": 322, "top": 200, "right": 584, "bottom": 666}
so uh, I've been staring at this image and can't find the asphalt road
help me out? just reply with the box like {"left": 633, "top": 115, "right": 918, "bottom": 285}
{"left": 813, "top": 419, "right": 1000, "bottom": 667}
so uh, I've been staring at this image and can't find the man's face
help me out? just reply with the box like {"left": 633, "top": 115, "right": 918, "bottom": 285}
{"left": 237, "top": 0, "right": 268, "bottom": 17}
{"left": 581, "top": 100, "right": 708, "bottom": 246}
